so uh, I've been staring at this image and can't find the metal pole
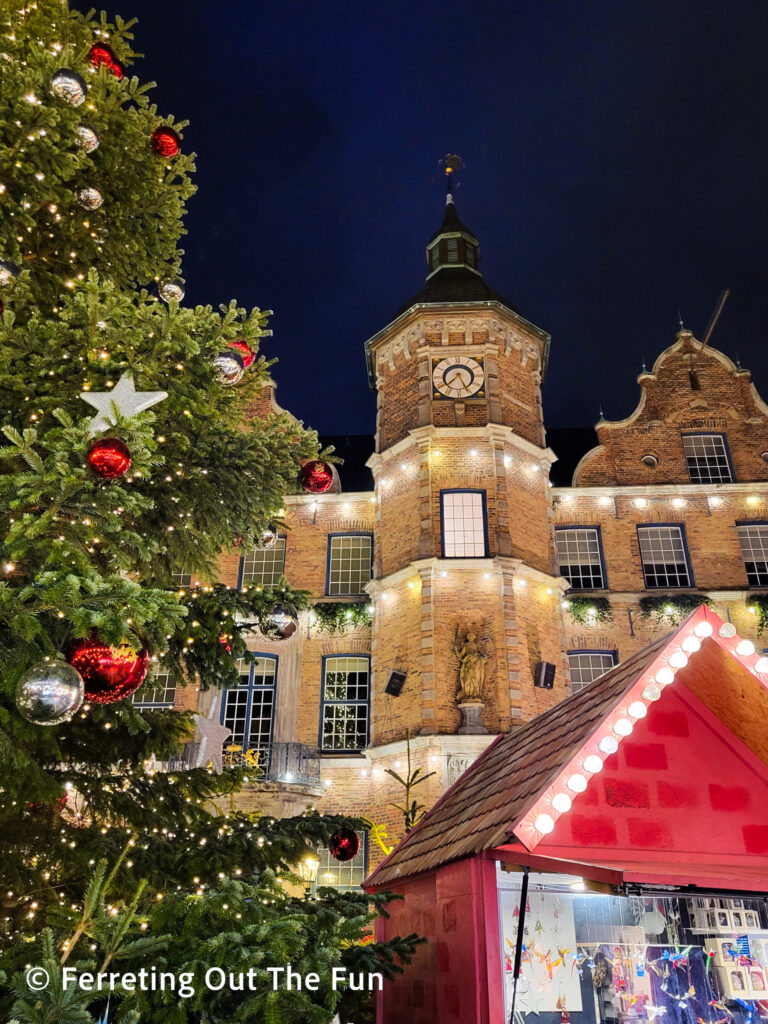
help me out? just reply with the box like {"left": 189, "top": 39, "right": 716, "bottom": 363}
{"left": 508, "top": 866, "right": 530, "bottom": 1024}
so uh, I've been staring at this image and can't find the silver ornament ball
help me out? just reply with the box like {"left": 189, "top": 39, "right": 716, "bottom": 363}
{"left": 51, "top": 68, "right": 87, "bottom": 106}
{"left": 213, "top": 351, "right": 245, "bottom": 386}
{"left": 258, "top": 524, "right": 278, "bottom": 550}
{"left": 260, "top": 602, "right": 299, "bottom": 641}
{"left": 158, "top": 278, "right": 185, "bottom": 303}
{"left": 16, "top": 661, "right": 85, "bottom": 726}
{"left": 77, "top": 186, "right": 103, "bottom": 210}
{"left": 76, "top": 125, "right": 100, "bottom": 153}
{"left": 0, "top": 259, "right": 20, "bottom": 286}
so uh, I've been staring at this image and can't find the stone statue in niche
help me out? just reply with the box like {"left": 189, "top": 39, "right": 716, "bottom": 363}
{"left": 453, "top": 628, "right": 487, "bottom": 703}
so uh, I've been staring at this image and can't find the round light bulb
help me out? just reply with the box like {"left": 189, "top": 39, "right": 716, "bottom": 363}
{"left": 567, "top": 774, "right": 588, "bottom": 793}
{"left": 552, "top": 793, "right": 572, "bottom": 813}
{"left": 628, "top": 701, "right": 647, "bottom": 719}
{"left": 694, "top": 621, "right": 714, "bottom": 638}
{"left": 534, "top": 814, "right": 555, "bottom": 834}
{"left": 642, "top": 683, "right": 662, "bottom": 702}
{"left": 669, "top": 651, "right": 688, "bottom": 669}
{"left": 736, "top": 639, "right": 756, "bottom": 657}
{"left": 681, "top": 636, "right": 701, "bottom": 653}
{"left": 655, "top": 667, "right": 675, "bottom": 686}
{"left": 598, "top": 736, "right": 619, "bottom": 755}
{"left": 755, "top": 657, "right": 768, "bottom": 674}
{"left": 718, "top": 623, "right": 737, "bottom": 638}
{"left": 613, "top": 718, "right": 633, "bottom": 736}
{"left": 583, "top": 755, "right": 604, "bottom": 774}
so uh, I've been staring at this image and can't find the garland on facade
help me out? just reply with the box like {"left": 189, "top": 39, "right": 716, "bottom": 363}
{"left": 638, "top": 593, "right": 711, "bottom": 626}
{"left": 564, "top": 595, "right": 613, "bottom": 625}
{"left": 311, "top": 601, "right": 373, "bottom": 634}
{"left": 747, "top": 595, "right": 768, "bottom": 635}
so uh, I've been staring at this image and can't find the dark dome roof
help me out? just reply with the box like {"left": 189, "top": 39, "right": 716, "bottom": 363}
{"left": 396, "top": 266, "right": 519, "bottom": 317}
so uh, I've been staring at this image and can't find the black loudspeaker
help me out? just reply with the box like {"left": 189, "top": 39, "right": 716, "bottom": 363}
{"left": 384, "top": 670, "right": 407, "bottom": 697}
{"left": 534, "top": 661, "right": 556, "bottom": 690}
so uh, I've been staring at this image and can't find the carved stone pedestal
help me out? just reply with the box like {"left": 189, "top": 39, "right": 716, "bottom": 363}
{"left": 457, "top": 700, "right": 488, "bottom": 735}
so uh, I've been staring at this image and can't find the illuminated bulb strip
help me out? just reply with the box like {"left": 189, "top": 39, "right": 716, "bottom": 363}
{"left": 681, "top": 636, "right": 701, "bottom": 653}
{"left": 655, "top": 666, "right": 674, "bottom": 686}
{"left": 627, "top": 701, "right": 647, "bottom": 719}
{"left": 583, "top": 754, "right": 604, "bottom": 774}
{"left": 642, "top": 683, "right": 662, "bottom": 701}
{"left": 552, "top": 793, "right": 572, "bottom": 812}
{"left": 567, "top": 773, "right": 587, "bottom": 793}
{"left": 534, "top": 814, "right": 554, "bottom": 834}
{"left": 755, "top": 657, "right": 768, "bottom": 674}
{"left": 598, "top": 736, "right": 618, "bottom": 754}
{"left": 736, "top": 639, "right": 756, "bottom": 657}
{"left": 613, "top": 718, "right": 633, "bottom": 736}
{"left": 694, "top": 621, "right": 714, "bottom": 638}
{"left": 669, "top": 651, "right": 688, "bottom": 668}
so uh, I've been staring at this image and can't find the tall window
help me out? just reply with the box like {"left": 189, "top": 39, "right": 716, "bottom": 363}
{"left": 320, "top": 656, "right": 370, "bottom": 752}
{"left": 555, "top": 528, "right": 605, "bottom": 589}
{"left": 682, "top": 433, "right": 733, "bottom": 483}
{"left": 221, "top": 655, "right": 277, "bottom": 763}
{"left": 326, "top": 535, "right": 372, "bottom": 596}
{"left": 568, "top": 651, "right": 617, "bottom": 694}
{"left": 132, "top": 664, "right": 176, "bottom": 708}
{"left": 637, "top": 525, "right": 692, "bottom": 588}
{"left": 440, "top": 490, "right": 488, "bottom": 558}
{"left": 737, "top": 524, "right": 768, "bottom": 585}
{"left": 239, "top": 537, "right": 286, "bottom": 587}
{"left": 316, "top": 834, "right": 368, "bottom": 890}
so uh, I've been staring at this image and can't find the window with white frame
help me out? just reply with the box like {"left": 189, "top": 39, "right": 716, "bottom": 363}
{"left": 240, "top": 537, "right": 286, "bottom": 587}
{"left": 221, "top": 656, "right": 277, "bottom": 763}
{"left": 132, "top": 665, "right": 176, "bottom": 708}
{"left": 568, "top": 652, "right": 616, "bottom": 693}
{"left": 682, "top": 433, "right": 733, "bottom": 484}
{"left": 555, "top": 528, "right": 605, "bottom": 589}
{"left": 737, "top": 524, "right": 768, "bottom": 586}
{"left": 316, "top": 834, "right": 368, "bottom": 890}
{"left": 441, "top": 490, "right": 488, "bottom": 558}
{"left": 171, "top": 570, "right": 193, "bottom": 588}
{"left": 637, "top": 525, "right": 692, "bottom": 588}
{"left": 326, "top": 535, "right": 372, "bottom": 596}
{"left": 320, "top": 656, "right": 370, "bottom": 752}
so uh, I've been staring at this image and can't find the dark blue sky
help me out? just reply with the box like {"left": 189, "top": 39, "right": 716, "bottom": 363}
{"left": 109, "top": 1, "right": 768, "bottom": 433}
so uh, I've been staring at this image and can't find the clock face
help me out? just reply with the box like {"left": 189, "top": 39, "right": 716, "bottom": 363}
{"left": 432, "top": 355, "right": 485, "bottom": 400}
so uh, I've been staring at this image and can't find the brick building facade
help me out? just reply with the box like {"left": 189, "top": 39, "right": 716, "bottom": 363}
{"left": 146, "top": 194, "right": 768, "bottom": 881}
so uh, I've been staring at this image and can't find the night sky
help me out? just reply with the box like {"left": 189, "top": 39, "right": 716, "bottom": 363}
{"left": 98, "top": 1, "right": 768, "bottom": 434}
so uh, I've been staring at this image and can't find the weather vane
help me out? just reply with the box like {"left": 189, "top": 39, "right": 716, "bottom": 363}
{"left": 440, "top": 153, "right": 463, "bottom": 199}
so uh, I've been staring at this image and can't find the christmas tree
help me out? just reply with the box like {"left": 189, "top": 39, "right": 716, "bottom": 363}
{"left": 0, "top": 3, "right": 420, "bottom": 1021}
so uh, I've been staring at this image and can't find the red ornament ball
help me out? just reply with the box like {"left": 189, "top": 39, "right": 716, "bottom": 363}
{"left": 66, "top": 637, "right": 149, "bottom": 705}
{"left": 87, "top": 438, "right": 132, "bottom": 479}
{"left": 300, "top": 460, "right": 334, "bottom": 494}
{"left": 151, "top": 126, "right": 181, "bottom": 158}
{"left": 87, "top": 42, "right": 124, "bottom": 78}
{"left": 228, "top": 339, "right": 256, "bottom": 369}
{"left": 328, "top": 827, "right": 360, "bottom": 862}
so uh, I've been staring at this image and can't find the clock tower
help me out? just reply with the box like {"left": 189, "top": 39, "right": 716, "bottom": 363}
{"left": 363, "top": 176, "right": 571, "bottom": 766}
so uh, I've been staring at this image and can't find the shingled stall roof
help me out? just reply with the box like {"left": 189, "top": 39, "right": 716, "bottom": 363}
{"left": 365, "top": 605, "right": 768, "bottom": 890}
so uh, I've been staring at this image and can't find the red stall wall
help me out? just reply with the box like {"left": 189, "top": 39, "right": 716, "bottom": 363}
{"left": 537, "top": 683, "right": 768, "bottom": 886}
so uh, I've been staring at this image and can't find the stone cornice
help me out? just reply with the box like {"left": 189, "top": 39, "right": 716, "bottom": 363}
{"left": 366, "top": 555, "right": 567, "bottom": 592}
{"left": 366, "top": 423, "right": 556, "bottom": 470}
{"left": 552, "top": 481, "right": 768, "bottom": 499}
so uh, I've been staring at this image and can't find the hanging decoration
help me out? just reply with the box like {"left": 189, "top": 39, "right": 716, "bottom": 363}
{"left": 15, "top": 661, "right": 85, "bottom": 726}
{"left": 328, "top": 826, "right": 360, "bottom": 862}
{"left": 0, "top": 260, "right": 20, "bottom": 286}
{"left": 213, "top": 350, "right": 245, "bottom": 386}
{"left": 258, "top": 524, "right": 278, "bottom": 550}
{"left": 76, "top": 125, "right": 100, "bottom": 152}
{"left": 86, "top": 437, "right": 132, "bottom": 479}
{"left": 76, "top": 186, "right": 104, "bottom": 210}
{"left": 259, "top": 602, "right": 299, "bottom": 641}
{"left": 50, "top": 69, "right": 86, "bottom": 105}
{"left": 300, "top": 459, "right": 334, "bottom": 494}
{"left": 79, "top": 371, "right": 168, "bottom": 435}
{"left": 66, "top": 635, "right": 149, "bottom": 705}
{"left": 88, "top": 42, "right": 124, "bottom": 78}
{"left": 158, "top": 278, "right": 185, "bottom": 303}
{"left": 227, "top": 339, "right": 256, "bottom": 369}
{"left": 150, "top": 126, "right": 181, "bottom": 158}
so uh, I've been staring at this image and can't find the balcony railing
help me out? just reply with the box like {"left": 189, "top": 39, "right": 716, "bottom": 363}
{"left": 163, "top": 741, "right": 321, "bottom": 787}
